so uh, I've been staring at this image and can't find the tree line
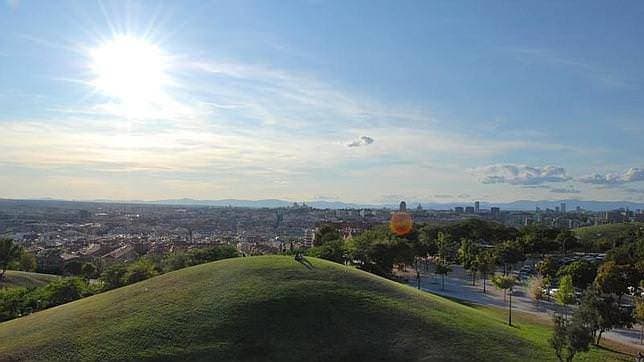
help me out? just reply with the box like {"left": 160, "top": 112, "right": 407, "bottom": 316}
{"left": 0, "top": 239, "right": 238, "bottom": 322}
{"left": 306, "top": 219, "right": 644, "bottom": 360}
{"left": 307, "top": 219, "right": 568, "bottom": 279}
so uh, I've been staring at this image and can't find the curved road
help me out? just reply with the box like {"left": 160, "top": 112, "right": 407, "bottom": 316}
{"left": 402, "top": 264, "right": 643, "bottom": 352}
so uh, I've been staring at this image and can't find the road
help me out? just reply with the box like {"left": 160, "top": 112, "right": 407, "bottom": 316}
{"left": 401, "top": 264, "right": 643, "bottom": 351}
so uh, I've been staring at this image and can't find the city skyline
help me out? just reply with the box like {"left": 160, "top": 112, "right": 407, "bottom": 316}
{"left": 1, "top": 1, "right": 644, "bottom": 203}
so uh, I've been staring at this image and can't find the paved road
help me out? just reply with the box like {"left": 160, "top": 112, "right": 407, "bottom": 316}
{"left": 402, "top": 264, "right": 643, "bottom": 351}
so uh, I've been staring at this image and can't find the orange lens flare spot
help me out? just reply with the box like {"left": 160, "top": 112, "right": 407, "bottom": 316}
{"left": 389, "top": 211, "right": 413, "bottom": 236}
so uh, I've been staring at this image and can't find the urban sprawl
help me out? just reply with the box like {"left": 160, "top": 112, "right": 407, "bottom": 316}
{"left": 1, "top": 199, "right": 642, "bottom": 274}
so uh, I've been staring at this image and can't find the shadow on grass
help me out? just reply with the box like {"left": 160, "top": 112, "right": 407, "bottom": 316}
{"left": 418, "top": 285, "right": 636, "bottom": 358}
{"left": 439, "top": 295, "right": 479, "bottom": 307}
{"left": 595, "top": 340, "right": 638, "bottom": 359}
{"left": 296, "top": 257, "right": 314, "bottom": 270}
{"left": 446, "top": 296, "right": 636, "bottom": 358}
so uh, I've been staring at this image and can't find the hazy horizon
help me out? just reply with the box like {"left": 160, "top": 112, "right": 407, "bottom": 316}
{"left": 4, "top": 196, "right": 644, "bottom": 212}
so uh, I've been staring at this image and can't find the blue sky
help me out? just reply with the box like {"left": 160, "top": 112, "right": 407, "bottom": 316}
{"left": 1, "top": 0, "right": 643, "bottom": 203}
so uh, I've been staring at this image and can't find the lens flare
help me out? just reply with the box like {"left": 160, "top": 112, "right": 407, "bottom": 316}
{"left": 389, "top": 211, "right": 413, "bottom": 236}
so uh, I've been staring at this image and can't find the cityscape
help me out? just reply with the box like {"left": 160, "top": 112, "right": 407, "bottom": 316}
{"left": 2, "top": 198, "right": 643, "bottom": 271}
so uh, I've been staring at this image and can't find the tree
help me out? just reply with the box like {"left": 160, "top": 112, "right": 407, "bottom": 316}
{"left": 62, "top": 260, "right": 84, "bottom": 276}
{"left": 306, "top": 239, "right": 346, "bottom": 263}
{"left": 594, "top": 261, "right": 629, "bottom": 302}
{"left": 556, "top": 230, "right": 578, "bottom": 255}
{"left": 594, "top": 296, "right": 634, "bottom": 344}
{"left": 314, "top": 224, "right": 341, "bottom": 246}
{"left": 527, "top": 275, "right": 545, "bottom": 304}
{"left": 123, "top": 259, "right": 158, "bottom": 285}
{"left": 100, "top": 263, "right": 128, "bottom": 290}
{"left": 574, "top": 287, "right": 602, "bottom": 343}
{"left": 161, "top": 245, "right": 238, "bottom": 272}
{"left": 519, "top": 225, "right": 560, "bottom": 255}
{"left": 18, "top": 251, "right": 36, "bottom": 272}
{"left": 345, "top": 226, "right": 414, "bottom": 276}
{"left": 434, "top": 262, "right": 451, "bottom": 291}
{"left": 417, "top": 226, "right": 439, "bottom": 258}
{"left": 436, "top": 232, "right": 452, "bottom": 262}
{"left": 494, "top": 240, "right": 525, "bottom": 275}
{"left": 0, "top": 287, "right": 29, "bottom": 321}
{"left": 423, "top": 218, "right": 518, "bottom": 245}
{"left": 0, "top": 238, "right": 21, "bottom": 281}
{"left": 476, "top": 251, "right": 496, "bottom": 294}
{"left": 81, "top": 263, "right": 97, "bottom": 280}
{"left": 163, "top": 252, "right": 189, "bottom": 272}
{"left": 635, "top": 296, "right": 644, "bottom": 345}
{"left": 558, "top": 260, "right": 597, "bottom": 290}
{"left": 36, "top": 277, "right": 91, "bottom": 308}
{"left": 458, "top": 238, "right": 480, "bottom": 286}
{"left": 537, "top": 256, "right": 559, "bottom": 280}
{"left": 550, "top": 315, "right": 592, "bottom": 362}
{"left": 186, "top": 245, "right": 239, "bottom": 265}
{"left": 556, "top": 275, "right": 575, "bottom": 318}
{"left": 492, "top": 275, "right": 516, "bottom": 325}
{"left": 574, "top": 287, "right": 634, "bottom": 345}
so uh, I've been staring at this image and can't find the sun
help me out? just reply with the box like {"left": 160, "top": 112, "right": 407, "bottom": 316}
{"left": 89, "top": 35, "right": 168, "bottom": 103}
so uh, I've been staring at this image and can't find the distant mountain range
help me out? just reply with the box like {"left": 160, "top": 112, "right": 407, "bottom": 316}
{"left": 3, "top": 197, "right": 644, "bottom": 211}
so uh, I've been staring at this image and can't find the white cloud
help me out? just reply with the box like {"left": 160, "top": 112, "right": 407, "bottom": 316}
{"left": 472, "top": 164, "right": 570, "bottom": 185}
{"left": 577, "top": 167, "right": 644, "bottom": 185}
{"left": 347, "top": 136, "right": 374, "bottom": 147}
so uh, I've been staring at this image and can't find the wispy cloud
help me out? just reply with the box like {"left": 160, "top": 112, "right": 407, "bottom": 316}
{"left": 28, "top": 55, "right": 580, "bottom": 176}
{"left": 512, "top": 47, "right": 632, "bottom": 89}
{"left": 0, "top": 48, "right": 591, "bottom": 200}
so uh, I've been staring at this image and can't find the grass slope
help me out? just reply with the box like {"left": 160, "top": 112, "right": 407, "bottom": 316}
{"left": 0, "top": 256, "right": 628, "bottom": 361}
{"left": 574, "top": 222, "right": 643, "bottom": 244}
{"left": 0, "top": 270, "right": 59, "bottom": 289}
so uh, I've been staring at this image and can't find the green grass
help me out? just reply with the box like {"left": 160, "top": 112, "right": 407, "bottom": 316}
{"left": 0, "top": 270, "right": 60, "bottom": 289}
{"left": 574, "top": 222, "right": 644, "bottom": 245}
{"left": 0, "top": 256, "right": 629, "bottom": 361}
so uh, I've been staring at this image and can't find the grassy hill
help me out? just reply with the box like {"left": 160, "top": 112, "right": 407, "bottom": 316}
{"left": 0, "top": 256, "right": 629, "bottom": 361}
{"left": 574, "top": 222, "right": 643, "bottom": 249}
{"left": 0, "top": 270, "right": 59, "bottom": 289}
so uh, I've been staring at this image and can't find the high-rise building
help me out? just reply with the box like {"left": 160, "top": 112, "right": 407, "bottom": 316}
{"left": 465, "top": 206, "right": 475, "bottom": 214}
{"left": 399, "top": 201, "right": 407, "bottom": 212}
{"left": 490, "top": 207, "right": 500, "bottom": 216}
{"left": 454, "top": 206, "right": 464, "bottom": 213}
{"left": 474, "top": 201, "right": 480, "bottom": 213}
{"left": 303, "top": 229, "right": 315, "bottom": 248}
{"left": 560, "top": 202, "right": 566, "bottom": 214}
